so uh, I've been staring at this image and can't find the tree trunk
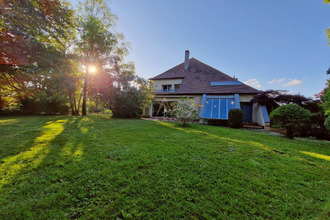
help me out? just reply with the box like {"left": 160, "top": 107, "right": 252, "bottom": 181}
{"left": 95, "top": 99, "right": 98, "bottom": 113}
{"left": 73, "top": 96, "right": 78, "bottom": 115}
{"left": 286, "top": 125, "right": 294, "bottom": 139}
{"left": 77, "top": 90, "right": 83, "bottom": 115}
{"left": 0, "top": 87, "right": 3, "bottom": 110}
{"left": 69, "top": 92, "right": 75, "bottom": 116}
{"left": 82, "top": 74, "right": 87, "bottom": 115}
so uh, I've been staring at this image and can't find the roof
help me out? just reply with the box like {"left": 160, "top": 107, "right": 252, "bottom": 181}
{"left": 150, "top": 58, "right": 259, "bottom": 95}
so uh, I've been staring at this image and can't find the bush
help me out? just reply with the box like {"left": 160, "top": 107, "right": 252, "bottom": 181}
{"left": 270, "top": 104, "right": 311, "bottom": 139}
{"left": 325, "top": 117, "right": 330, "bottom": 131}
{"left": 110, "top": 87, "right": 147, "bottom": 118}
{"left": 97, "top": 77, "right": 154, "bottom": 119}
{"left": 16, "top": 91, "right": 69, "bottom": 115}
{"left": 297, "top": 124, "right": 330, "bottom": 140}
{"left": 0, "top": 103, "right": 21, "bottom": 116}
{"left": 171, "top": 97, "right": 199, "bottom": 126}
{"left": 228, "top": 109, "right": 243, "bottom": 128}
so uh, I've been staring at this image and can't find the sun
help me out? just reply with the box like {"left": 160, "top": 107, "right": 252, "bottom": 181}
{"left": 89, "top": 66, "right": 96, "bottom": 73}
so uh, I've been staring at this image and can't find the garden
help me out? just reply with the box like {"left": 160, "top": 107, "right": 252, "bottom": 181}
{"left": 0, "top": 115, "right": 329, "bottom": 219}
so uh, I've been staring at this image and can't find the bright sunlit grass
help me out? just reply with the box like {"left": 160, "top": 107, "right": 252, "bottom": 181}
{"left": 300, "top": 151, "right": 330, "bottom": 161}
{"left": 0, "top": 119, "right": 67, "bottom": 189}
{"left": 0, "top": 115, "right": 329, "bottom": 219}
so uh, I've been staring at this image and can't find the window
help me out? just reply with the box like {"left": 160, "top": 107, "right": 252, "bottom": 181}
{"left": 174, "top": 84, "right": 180, "bottom": 91}
{"left": 162, "top": 85, "right": 172, "bottom": 92}
{"left": 204, "top": 98, "right": 235, "bottom": 119}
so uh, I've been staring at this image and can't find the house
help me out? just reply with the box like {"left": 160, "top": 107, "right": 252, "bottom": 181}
{"left": 144, "top": 50, "right": 270, "bottom": 127}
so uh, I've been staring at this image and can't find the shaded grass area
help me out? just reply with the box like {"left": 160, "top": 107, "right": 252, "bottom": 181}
{"left": 0, "top": 115, "right": 329, "bottom": 219}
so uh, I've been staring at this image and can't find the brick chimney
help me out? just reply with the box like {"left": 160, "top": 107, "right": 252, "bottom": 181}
{"left": 184, "top": 50, "right": 190, "bottom": 70}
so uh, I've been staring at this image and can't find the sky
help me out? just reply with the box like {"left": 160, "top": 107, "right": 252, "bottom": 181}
{"left": 70, "top": 0, "right": 330, "bottom": 98}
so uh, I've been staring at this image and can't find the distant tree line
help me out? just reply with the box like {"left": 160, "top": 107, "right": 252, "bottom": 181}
{"left": 0, "top": 0, "right": 154, "bottom": 118}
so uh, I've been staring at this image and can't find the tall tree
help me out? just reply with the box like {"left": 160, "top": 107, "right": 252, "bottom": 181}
{"left": 0, "top": 0, "right": 76, "bottom": 112}
{"left": 77, "top": 0, "right": 122, "bottom": 115}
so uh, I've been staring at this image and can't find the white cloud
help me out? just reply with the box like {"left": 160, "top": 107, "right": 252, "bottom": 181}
{"left": 267, "top": 78, "right": 286, "bottom": 84}
{"left": 268, "top": 79, "right": 276, "bottom": 84}
{"left": 282, "top": 79, "right": 302, "bottom": 87}
{"left": 244, "top": 78, "right": 261, "bottom": 89}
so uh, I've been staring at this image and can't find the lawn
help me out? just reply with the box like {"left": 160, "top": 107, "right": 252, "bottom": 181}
{"left": 0, "top": 115, "right": 329, "bottom": 219}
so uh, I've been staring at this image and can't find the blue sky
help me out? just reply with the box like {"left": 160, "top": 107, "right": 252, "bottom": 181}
{"left": 71, "top": 0, "right": 330, "bottom": 97}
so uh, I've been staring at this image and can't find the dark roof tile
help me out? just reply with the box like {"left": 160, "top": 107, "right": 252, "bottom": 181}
{"left": 151, "top": 58, "right": 259, "bottom": 94}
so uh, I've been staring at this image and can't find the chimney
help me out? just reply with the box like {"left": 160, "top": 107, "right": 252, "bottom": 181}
{"left": 184, "top": 50, "right": 190, "bottom": 70}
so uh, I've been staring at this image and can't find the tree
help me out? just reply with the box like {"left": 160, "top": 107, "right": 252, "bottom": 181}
{"left": 322, "top": 87, "right": 330, "bottom": 116}
{"left": 171, "top": 98, "right": 199, "bottom": 126}
{"left": 269, "top": 104, "right": 312, "bottom": 139}
{"left": 0, "top": 0, "right": 77, "bottom": 114}
{"left": 90, "top": 62, "right": 154, "bottom": 118}
{"left": 251, "top": 90, "right": 280, "bottom": 113}
{"left": 76, "top": 0, "right": 153, "bottom": 118}
{"left": 251, "top": 90, "right": 311, "bottom": 114}
{"left": 77, "top": 0, "right": 122, "bottom": 115}
{"left": 325, "top": 116, "right": 330, "bottom": 131}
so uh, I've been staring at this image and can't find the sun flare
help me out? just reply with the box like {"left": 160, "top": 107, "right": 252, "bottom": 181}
{"left": 89, "top": 66, "right": 96, "bottom": 73}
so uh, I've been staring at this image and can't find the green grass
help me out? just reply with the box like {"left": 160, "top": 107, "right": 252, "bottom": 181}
{"left": 0, "top": 115, "right": 329, "bottom": 219}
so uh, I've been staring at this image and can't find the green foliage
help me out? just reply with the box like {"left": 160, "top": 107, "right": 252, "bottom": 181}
{"left": 0, "top": 115, "right": 329, "bottom": 218}
{"left": 252, "top": 90, "right": 311, "bottom": 115}
{"left": 109, "top": 81, "right": 154, "bottom": 118}
{"left": 270, "top": 104, "right": 312, "bottom": 139}
{"left": 90, "top": 60, "right": 154, "bottom": 118}
{"left": 77, "top": 0, "right": 133, "bottom": 115}
{"left": 228, "top": 109, "right": 243, "bottom": 128}
{"left": 171, "top": 98, "right": 199, "bottom": 126}
{"left": 322, "top": 81, "right": 330, "bottom": 116}
{"left": 19, "top": 91, "right": 69, "bottom": 115}
{"left": 0, "top": 0, "right": 78, "bottom": 114}
{"left": 325, "top": 1, "right": 330, "bottom": 44}
{"left": 325, "top": 116, "right": 330, "bottom": 131}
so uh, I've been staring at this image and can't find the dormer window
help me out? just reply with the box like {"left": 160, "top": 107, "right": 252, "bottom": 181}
{"left": 174, "top": 84, "right": 180, "bottom": 91}
{"left": 162, "top": 85, "right": 172, "bottom": 92}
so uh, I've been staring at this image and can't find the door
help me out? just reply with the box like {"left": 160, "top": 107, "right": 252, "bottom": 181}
{"left": 240, "top": 103, "right": 252, "bottom": 122}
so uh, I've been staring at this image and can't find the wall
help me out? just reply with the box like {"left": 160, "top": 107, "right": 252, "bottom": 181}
{"left": 252, "top": 103, "right": 266, "bottom": 127}
{"left": 239, "top": 94, "right": 254, "bottom": 102}
{"left": 152, "top": 79, "right": 183, "bottom": 91}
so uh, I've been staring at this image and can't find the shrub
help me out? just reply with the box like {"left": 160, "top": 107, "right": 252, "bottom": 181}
{"left": 20, "top": 91, "right": 69, "bottom": 115}
{"left": 228, "top": 109, "right": 243, "bottom": 128}
{"left": 0, "top": 103, "right": 21, "bottom": 116}
{"left": 97, "top": 77, "right": 154, "bottom": 119}
{"left": 270, "top": 104, "right": 311, "bottom": 139}
{"left": 325, "top": 117, "right": 330, "bottom": 131}
{"left": 110, "top": 86, "right": 147, "bottom": 118}
{"left": 171, "top": 97, "right": 199, "bottom": 126}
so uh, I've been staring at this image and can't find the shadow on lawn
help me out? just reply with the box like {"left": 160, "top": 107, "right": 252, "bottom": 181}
{"left": 154, "top": 121, "right": 273, "bottom": 151}
{"left": 154, "top": 120, "right": 330, "bottom": 163}
{"left": 33, "top": 116, "right": 93, "bottom": 168}
{"left": 0, "top": 117, "right": 70, "bottom": 189}
{"left": 0, "top": 116, "right": 103, "bottom": 218}
{"left": 0, "top": 117, "right": 49, "bottom": 160}
{"left": 1, "top": 117, "right": 329, "bottom": 219}
{"left": 0, "top": 116, "right": 92, "bottom": 190}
